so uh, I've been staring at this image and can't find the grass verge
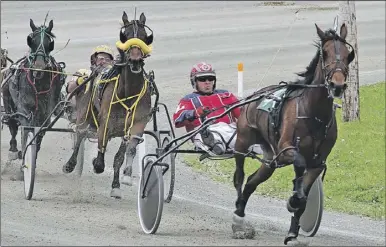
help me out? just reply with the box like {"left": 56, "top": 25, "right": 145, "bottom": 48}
{"left": 182, "top": 82, "right": 385, "bottom": 220}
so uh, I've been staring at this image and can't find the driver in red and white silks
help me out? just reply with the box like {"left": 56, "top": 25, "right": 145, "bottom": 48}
{"left": 173, "top": 62, "right": 262, "bottom": 156}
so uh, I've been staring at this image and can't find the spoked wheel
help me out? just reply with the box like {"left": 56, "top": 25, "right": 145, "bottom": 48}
{"left": 22, "top": 128, "right": 37, "bottom": 200}
{"left": 300, "top": 174, "right": 324, "bottom": 237}
{"left": 138, "top": 157, "right": 164, "bottom": 234}
{"left": 160, "top": 136, "right": 175, "bottom": 203}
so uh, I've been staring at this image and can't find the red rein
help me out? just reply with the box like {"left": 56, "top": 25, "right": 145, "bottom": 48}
{"left": 21, "top": 65, "right": 59, "bottom": 112}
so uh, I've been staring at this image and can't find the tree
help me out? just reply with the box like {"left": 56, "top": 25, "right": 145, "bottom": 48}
{"left": 338, "top": 1, "right": 360, "bottom": 122}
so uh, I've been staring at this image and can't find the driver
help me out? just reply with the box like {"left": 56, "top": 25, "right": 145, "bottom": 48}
{"left": 173, "top": 62, "right": 262, "bottom": 156}
{"left": 60, "top": 45, "right": 115, "bottom": 121}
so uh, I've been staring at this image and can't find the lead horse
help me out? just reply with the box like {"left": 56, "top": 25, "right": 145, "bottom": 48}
{"left": 231, "top": 23, "right": 355, "bottom": 244}
{"left": 63, "top": 11, "right": 154, "bottom": 199}
{"left": 1, "top": 18, "right": 65, "bottom": 163}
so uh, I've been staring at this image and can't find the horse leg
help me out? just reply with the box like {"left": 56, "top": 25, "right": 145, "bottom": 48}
{"left": 92, "top": 105, "right": 113, "bottom": 174}
{"left": 64, "top": 91, "right": 92, "bottom": 173}
{"left": 7, "top": 118, "right": 20, "bottom": 160}
{"left": 92, "top": 133, "right": 108, "bottom": 174}
{"left": 284, "top": 166, "right": 324, "bottom": 245}
{"left": 110, "top": 139, "right": 128, "bottom": 199}
{"left": 232, "top": 143, "right": 275, "bottom": 239}
{"left": 287, "top": 165, "right": 306, "bottom": 213}
{"left": 63, "top": 130, "right": 87, "bottom": 173}
{"left": 122, "top": 122, "right": 146, "bottom": 186}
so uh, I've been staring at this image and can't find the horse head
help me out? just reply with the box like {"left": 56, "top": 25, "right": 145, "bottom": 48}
{"left": 27, "top": 18, "right": 56, "bottom": 78}
{"left": 116, "top": 11, "right": 154, "bottom": 73}
{"left": 315, "top": 23, "right": 355, "bottom": 98}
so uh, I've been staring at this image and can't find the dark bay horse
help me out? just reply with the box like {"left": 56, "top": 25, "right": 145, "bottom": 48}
{"left": 231, "top": 23, "right": 355, "bottom": 244}
{"left": 63, "top": 11, "right": 154, "bottom": 199}
{"left": 1, "top": 18, "right": 65, "bottom": 163}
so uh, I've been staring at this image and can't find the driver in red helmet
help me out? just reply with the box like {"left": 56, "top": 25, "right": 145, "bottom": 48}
{"left": 173, "top": 62, "right": 247, "bottom": 156}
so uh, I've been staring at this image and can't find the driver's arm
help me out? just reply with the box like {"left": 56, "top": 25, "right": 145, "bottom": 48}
{"left": 173, "top": 99, "right": 196, "bottom": 128}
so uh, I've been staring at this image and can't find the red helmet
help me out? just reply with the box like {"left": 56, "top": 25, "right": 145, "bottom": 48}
{"left": 190, "top": 62, "right": 216, "bottom": 89}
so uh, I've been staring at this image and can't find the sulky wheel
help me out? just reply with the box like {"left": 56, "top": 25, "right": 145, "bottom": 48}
{"left": 160, "top": 136, "right": 176, "bottom": 203}
{"left": 300, "top": 174, "right": 324, "bottom": 237}
{"left": 138, "top": 157, "right": 164, "bottom": 234}
{"left": 21, "top": 128, "right": 37, "bottom": 200}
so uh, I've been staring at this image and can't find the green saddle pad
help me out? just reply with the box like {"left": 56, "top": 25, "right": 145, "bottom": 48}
{"left": 256, "top": 88, "right": 287, "bottom": 112}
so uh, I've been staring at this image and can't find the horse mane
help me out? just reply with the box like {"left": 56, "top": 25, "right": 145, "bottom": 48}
{"left": 289, "top": 41, "right": 321, "bottom": 85}
{"left": 289, "top": 29, "right": 339, "bottom": 85}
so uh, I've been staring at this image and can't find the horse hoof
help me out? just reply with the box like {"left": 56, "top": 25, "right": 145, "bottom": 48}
{"left": 62, "top": 161, "right": 76, "bottom": 174}
{"left": 8, "top": 151, "right": 19, "bottom": 161}
{"left": 231, "top": 214, "right": 256, "bottom": 239}
{"left": 92, "top": 158, "right": 104, "bottom": 174}
{"left": 284, "top": 235, "right": 301, "bottom": 246}
{"left": 121, "top": 175, "right": 133, "bottom": 186}
{"left": 110, "top": 188, "right": 122, "bottom": 199}
{"left": 93, "top": 167, "right": 104, "bottom": 174}
{"left": 287, "top": 197, "right": 299, "bottom": 213}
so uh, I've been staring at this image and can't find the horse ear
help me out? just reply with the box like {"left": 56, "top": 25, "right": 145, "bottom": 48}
{"left": 315, "top": 23, "right": 325, "bottom": 40}
{"left": 47, "top": 20, "right": 54, "bottom": 33}
{"left": 30, "top": 19, "right": 37, "bottom": 32}
{"left": 340, "top": 23, "right": 348, "bottom": 40}
{"left": 139, "top": 12, "right": 146, "bottom": 24}
{"left": 122, "top": 11, "right": 129, "bottom": 25}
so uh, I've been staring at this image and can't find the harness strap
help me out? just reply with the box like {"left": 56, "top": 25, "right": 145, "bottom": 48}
{"left": 86, "top": 73, "right": 149, "bottom": 152}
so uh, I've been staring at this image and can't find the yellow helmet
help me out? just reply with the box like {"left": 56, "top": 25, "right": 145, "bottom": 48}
{"left": 90, "top": 45, "right": 114, "bottom": 65}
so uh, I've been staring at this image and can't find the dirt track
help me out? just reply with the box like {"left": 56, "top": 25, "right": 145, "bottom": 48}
{"left": 1, "top": 1, "right": 385, "bottom": 246}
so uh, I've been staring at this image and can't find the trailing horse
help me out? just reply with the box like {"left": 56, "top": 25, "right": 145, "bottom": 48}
{"left": 1, "top": 18, "right": 66, "bottom": 163}
{"left": 231, "top": 23, "right": 355, "bottom": 244}
{"left": 63, "top": 11, "right": 155, "bottom": 199}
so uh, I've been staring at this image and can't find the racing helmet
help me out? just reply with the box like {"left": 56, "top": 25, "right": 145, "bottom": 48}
{"left": 90, "top": 45, "right": 114, "bottom": 65}
{"left": 190, "top": 62, "right": 217, "bottom": 89}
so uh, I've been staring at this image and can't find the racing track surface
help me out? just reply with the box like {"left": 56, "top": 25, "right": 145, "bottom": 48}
{"left": 1, "top": 1, "right": 385, "bottom": 246}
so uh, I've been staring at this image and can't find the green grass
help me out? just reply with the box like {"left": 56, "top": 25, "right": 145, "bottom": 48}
{"left": 182, "top": 82, "right": 385, "bottom": 220}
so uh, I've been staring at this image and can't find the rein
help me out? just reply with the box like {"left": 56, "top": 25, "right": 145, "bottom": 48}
{"left": 21, "top": 62, "right": 60, "bottom": 112}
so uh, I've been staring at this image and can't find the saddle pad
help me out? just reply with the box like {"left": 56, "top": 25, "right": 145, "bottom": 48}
{"left": 256, "top": 87, "right": 287, "bottom": 112}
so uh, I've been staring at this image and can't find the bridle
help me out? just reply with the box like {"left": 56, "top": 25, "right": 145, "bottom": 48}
{"left": 319, "top": 29, "right": 355, "bottom": 95}
{"left": 118, "top": 20, "right": 154, "bottom": 73}
{"left": 27, "top": 26, "right": 54, "bottom": 67}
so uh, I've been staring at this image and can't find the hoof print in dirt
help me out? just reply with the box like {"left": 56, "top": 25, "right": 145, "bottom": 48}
{"left": 110, "top": 188, "right": 122, "bottom": 199}
{"left": 285, "top": 239, "right": 309, "bottom": 247}
{"left": 231, "top": 214, "right": 256, "bottom": 239}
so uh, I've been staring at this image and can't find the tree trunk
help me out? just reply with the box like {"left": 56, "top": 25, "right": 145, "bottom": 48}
{"left": 339, "top": 1, "right": 360, "bottom": 122}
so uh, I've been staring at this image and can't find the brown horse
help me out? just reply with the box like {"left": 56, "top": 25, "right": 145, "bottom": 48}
{"left": 62, "top": 11, "right": 154, "bottom": 199}
{"left": 231, "top": 23, "right": 355, "bottom": 244}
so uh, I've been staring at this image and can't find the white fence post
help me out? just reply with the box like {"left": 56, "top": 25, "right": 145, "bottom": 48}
{"left": 237, "top": 62, "right": 244, "bottom": 98}
{"left": 137, "top": 135, "right": 146, "bottom": 177}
